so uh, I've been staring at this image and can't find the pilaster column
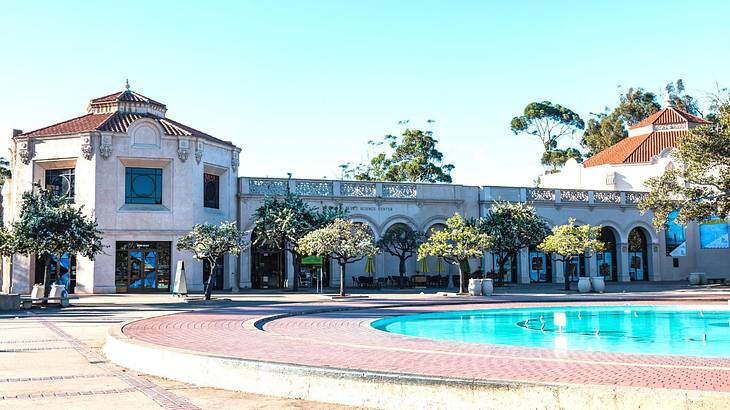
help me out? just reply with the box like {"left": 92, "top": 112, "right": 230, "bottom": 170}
{"left": 619, "top": 242, "right": 631, "bottom": 282}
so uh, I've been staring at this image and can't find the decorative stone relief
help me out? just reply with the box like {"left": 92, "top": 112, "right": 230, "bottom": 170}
{"left": 249, "top": 179, "right": 287, "bottom": 195}
{"left": 593, "top": 191, "right": 621, "bottom": 204}
{"left": 231, "top": 150, "right": 239, "bottom": 171}
{"left": 340, "top": 182, "right": 376, "bottom": 197}
{"left": 17, "top": 139, "right": 33, "bottom": 164}
{"left": 295, "top": 181, "right": 332, "bottom": 196}
{"left": 80, "top": 135, "right": 93, "bottom": 160}
{"left": 560, "top": 189, "right": 588, "bottom": 202}
{"left": 99, "top": 135, "right": 113, "bottom": 159}
{"left": 527, "top": 188, "right": 555, "bottom": 202}
{"left": 177, "top": 139, "right": 190, "bottom": 162}
{"left": 195, "top": 141, "right": 204, "bottom": 164}
{"left": 383, "top": 184, "right": 417, "bottom": 199}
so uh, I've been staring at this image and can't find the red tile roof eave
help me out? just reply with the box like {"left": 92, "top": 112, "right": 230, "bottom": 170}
{"left": 18, "top": 113, "right": 114, "bottom": 138}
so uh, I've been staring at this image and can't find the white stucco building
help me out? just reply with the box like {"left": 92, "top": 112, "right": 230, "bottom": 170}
{"left": 2, "top": 90, "right": 728, "bottom": 294}
{"left": 2, "top": 85, "right": 240, "bottom": 294}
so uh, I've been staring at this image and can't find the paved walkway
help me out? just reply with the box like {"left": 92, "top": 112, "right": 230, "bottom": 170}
{"left": 0, "top": 294, "right": 357, "bottom": 410}
{"left": 3, "top": 283, "right": 730, "bottom": 409}
{"left": 122, "top": 285, "right": 730, "bottom": 395}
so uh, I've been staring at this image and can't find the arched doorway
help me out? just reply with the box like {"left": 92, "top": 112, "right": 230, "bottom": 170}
{"left": 628, "top": 228, "right": 650, "bottom": 281}
{"left": 528, "top": 246, "right": 552, "bottom": 283}
{"left": 426, "top": 223, "right": 454, "bottom": 286}
{"left": 381, "top": 223, "right": 416, "bottom": 280}
{"left": 249, "top": 232, "right": 286, "bottom": 289}
{"left": 491, "top": 252, "right": 517, "bottom": 283}
{"left": 597, "top": 227, "right": 618, "bottom": 281}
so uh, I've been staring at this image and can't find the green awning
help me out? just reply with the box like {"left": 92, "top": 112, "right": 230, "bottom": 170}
{"left": 301, "top": 256, "right": 323, "bottom": 265}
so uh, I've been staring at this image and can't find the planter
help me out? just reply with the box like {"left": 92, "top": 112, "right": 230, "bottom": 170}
{"left": 589, "top": 276, "right": 605, "bottom": 293}
{"left": 48, "top": 284, "right": 67, "bottom": 299}
{"left": 468, "top": 279, "right": 482, "bottom": 296}
{"left": 0, "top": 294, "right": 20, "bottom": 311}
{"left": 689, "top": 272, "right": 707, "bottom": 285}
{"left": 577, "top": 277, "right": 591, "bottom": 293}
{"left": 481, "top": 279, "right": 493, "bottom": 296}
{"left": 31, "top": 284, "right": 44, "bottom": 301}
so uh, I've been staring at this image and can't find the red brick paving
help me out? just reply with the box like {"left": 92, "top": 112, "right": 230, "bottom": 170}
{"left": 122, "top": 298, "right": 730, "bottom": 392}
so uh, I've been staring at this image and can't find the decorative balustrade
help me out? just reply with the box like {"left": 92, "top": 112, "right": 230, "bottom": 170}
{"left": 295, "top": 180, "right": 332, "bottom": 196}
{"left": 249, "top": 179, "right": 287, "bottom": 196}
{"left": 625, "top": 192, "right": 648, "bottom": 205}
{"left": 244, "top": 178, "right": 647, "bottom": 207}
{"left": 560, "top": 189, "right": 588, "bottom": 202}
{"left": 341, "top": 182, "right": 377, "bottom": 197}
{"left": 527, "top": 188, "right": 556, "bottom": 202}
{"left": 383, "top": 184, "right": 417, "bottom": 198}
{"left": 593, "top": 191, "right": 622, "bottom": 204}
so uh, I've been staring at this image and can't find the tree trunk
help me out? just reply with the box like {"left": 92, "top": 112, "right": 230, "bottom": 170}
{"left": 457, "top": 261, "right": 467, "bottom": 294}
{"left": 564, "top": 257, "right": 572, "bottom": 291}
{"left": 42, "top": 255, "right": 51, "bottom": 300}
{"left": 497, "top": 254, "right": 507, "bottom": 286}
{"left": 339, "top": 261, "right": 346, "bottom": 297}
{"left": 399, "top": 258, "right": 406, "bottom": 289}
{"left": 205, "top": 259, "right": 216, "bottom": 300}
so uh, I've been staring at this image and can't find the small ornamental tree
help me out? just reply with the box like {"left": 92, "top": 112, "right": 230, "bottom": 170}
{"left": 177, "top": 221, "right": 248, "bottom": 300}
{"left": 252, "top": 193, "right": 347, "bottom": 290}
{"left": 418, "top": 213, "right": 491, "bottom": 294}
{"left": 478, "top": 202, "right": 551, "bottom": 285}
{"left": 378, "top": 224, "right": 423, "bottom": 288}
{"left": 297, "top": 219, "right": 379, "bottom": 297}
{"left": 11, "top": 186, "right": 104, "bottom": 297}
{"left": 538, "top": 218, "right": 604, "bottom": 291}
{"left": 640, "top": 102, "right": 730, "bottom": 230}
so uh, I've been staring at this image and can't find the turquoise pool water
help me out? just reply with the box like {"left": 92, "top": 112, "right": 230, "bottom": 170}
{"left": 371, "top": 305, "right": 730, "bottom": 357}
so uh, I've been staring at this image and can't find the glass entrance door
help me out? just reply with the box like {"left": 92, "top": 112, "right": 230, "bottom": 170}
{"left": 128, "top": 250, "right": 158, "bottom": 290}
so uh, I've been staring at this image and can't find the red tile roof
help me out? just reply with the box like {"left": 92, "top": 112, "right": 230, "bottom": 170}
{"left": 90, "top": 90, "right": 165, "bottom": 106}
{"left": 22, "top": 113, "right": 114, "bottom": 137}
{"left": 21, "top": 111, "right": 230, "bottom": 145}
{"left": 629, "top": 107, "right": 710, "bottom": 129}
{"left": 583, "top": 130, "right": 686, "bottom": 167}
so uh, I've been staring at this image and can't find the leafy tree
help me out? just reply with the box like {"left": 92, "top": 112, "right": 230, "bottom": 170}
{"left": 418, "top": 213, "right": 491, "bottom": 294}
{"left": 510, "top": 101, "right": 585, "bottom": 170}
{"left": 640, "top": 102, "right": 730, "bottom": 230}
{"left": 341, "top": 128, "right": 454, "bottom": 183}
{"left": 581, "top": 88, "right": 661, "bottom": 156}
{"left": 11, "top": 186, "right": 104, "bottom": 298}
{"left": 538, "top": 219, "right": 604, "bottom": 291}
{"left": 477, "top": 202, "right": 550, "bottom": 285}
{"left": 176, "top": 221, "right": 248, "bottom": 300}
{"left": 378, "top": 224, "right": 423, "bottom": 288}
{"left": 666, "top": 79, "right": 701, "bottom": 116}
{"left": 252, "top": 193, "right": 347, "bottom": 290}
{"left": 297, "top": 219, "right": 379, "bottom": 297}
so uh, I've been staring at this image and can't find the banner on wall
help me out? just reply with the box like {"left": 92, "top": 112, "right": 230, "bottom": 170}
{"left": 665, "top": 211, "right": 687, "bottom": 256}
{"left": 700, "top": 217, "right": 730, "bottom": 249}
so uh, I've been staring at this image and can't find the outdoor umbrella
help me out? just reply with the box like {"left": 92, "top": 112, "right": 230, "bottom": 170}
{"left": 436, "top": 257, "right": 445, "bottom": 274}
{"left": 418, "top": 258, "right": 429, "bottom": 274}
{"left": 364, "top": 255, "right": 376, "bottom": 277}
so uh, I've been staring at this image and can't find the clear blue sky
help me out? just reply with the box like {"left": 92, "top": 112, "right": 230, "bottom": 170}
{"left": 1, "top": 1, "right": 728, "bottom": 186}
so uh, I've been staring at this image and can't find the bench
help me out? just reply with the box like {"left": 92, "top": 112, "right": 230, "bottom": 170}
{"left": 707, "top": 277, "right": 726, "bottom": 285}
{"left": 20, "top": 295, "right": 79, "bottom": 309}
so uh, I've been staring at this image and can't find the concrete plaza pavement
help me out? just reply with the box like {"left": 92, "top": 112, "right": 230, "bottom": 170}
{"left": 0, "top": 292, "right": 358, "bottom": 410}
{"left": 1, "top": 282, "right": 729, "bottom": 409}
